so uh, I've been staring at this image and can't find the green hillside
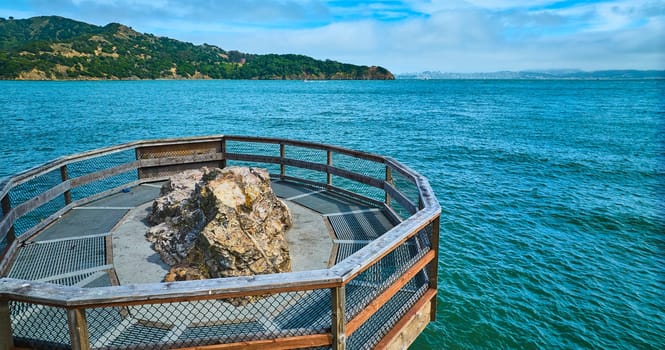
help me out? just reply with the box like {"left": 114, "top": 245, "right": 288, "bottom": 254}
{"left": 0, "top": 16, "right": 394, "bottom": 80}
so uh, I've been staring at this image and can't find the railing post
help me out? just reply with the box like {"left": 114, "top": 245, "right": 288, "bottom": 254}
{"left": 280, "top": 143, "right": 286, "bottom": 179}
{"left": 220, "top": 137, "right": 227, "bottom": 169}
{"left": 67, "top": 308, "right": 91, "bottom": 350}
{"left": 1, "top": 195, "right": 15, "bottom": 244}
{"left": 385, "top": 166, "right": 392, "bottom": 206}
{"left": 331, "top": 285, "right": 346, "bottom": 350}
{"left": 327, "top": 150, "right": 333, "bottom": 187}
{"left": 428, "top": 216, "right": 440, "bottom": 321}
{"left": 134, "top": 147, "right": 144, "bottom": 180}
{"left": 60, "top": 165, "right": 72, "bottom": 205}
{"left": 0, "top": 299, "right": 14, "bottom": 350}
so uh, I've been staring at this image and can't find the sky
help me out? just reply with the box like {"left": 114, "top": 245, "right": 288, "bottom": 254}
{"left": 1, "top": 0, "right": 663, "bottom": 73}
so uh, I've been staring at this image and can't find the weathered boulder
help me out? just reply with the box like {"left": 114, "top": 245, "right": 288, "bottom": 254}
{"left": 146, "top": 169, "right": 208, "bottom": 265}
{"left": 146, "top": 166, "right": 292, "bottom": 287}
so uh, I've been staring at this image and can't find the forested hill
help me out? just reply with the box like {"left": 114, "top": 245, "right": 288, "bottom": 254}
{"left": 0, "top": 16, "right": 394, "bottom": 80}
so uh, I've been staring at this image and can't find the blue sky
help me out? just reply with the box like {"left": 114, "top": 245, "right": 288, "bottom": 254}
{"left": 1, "top": 0, "right": 663, "bottom": 73}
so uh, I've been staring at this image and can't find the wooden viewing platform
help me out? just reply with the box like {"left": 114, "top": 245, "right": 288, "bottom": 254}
{"left": 0, "top": 136, "right": 441, "bottom": 350}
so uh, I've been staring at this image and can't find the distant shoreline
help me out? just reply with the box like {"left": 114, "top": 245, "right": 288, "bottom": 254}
{"left": 396, "top": 70, "right": 665, "bottom": 80}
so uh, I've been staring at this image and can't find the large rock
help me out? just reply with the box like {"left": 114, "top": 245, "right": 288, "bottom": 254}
{"left": 146, "top": 166, "right": 292, "bottom": 285}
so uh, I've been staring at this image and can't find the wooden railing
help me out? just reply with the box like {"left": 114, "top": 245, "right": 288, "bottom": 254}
{"left": 0, "top": 136, "right": 440, "bottom": 350}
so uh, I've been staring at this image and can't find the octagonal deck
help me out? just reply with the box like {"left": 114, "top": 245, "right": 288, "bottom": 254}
{"left": 6, "top": 178, "right": 397, "bottom": 288}
{"left": 4, "top": 178, "right": 413, "bottom": 349}
{"left": 0, "top": 136, "right": 440, "bottom": 350}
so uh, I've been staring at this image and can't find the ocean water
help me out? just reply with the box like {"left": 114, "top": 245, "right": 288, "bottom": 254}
{"left": 1, "top": 79, "right": 663, "bottom": 349}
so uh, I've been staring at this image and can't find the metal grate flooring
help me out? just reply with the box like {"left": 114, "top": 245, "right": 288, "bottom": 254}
{"left": 327, "top": 211, "right": 394, "bottom": 241}
{"left": 292, "top": 191, "right": 375, "bottom": 215}
{"left": 270, "top": 180, "right": 321, "bottom": 199}
{"left": 8, "top": 235, "right": 106, "bottom": 281}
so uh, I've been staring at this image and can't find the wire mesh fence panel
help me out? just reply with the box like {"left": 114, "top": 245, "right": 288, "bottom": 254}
{"left": 346, "top": 274, "right": 429, "bottom": 350}
{"left": 8, "top": 168, "right": 65, "bottom": 236}
{"left": 388, "top": 199, "right": 415, "bottom": 221}
{"left": 88, "top": 288, "right": 331, "bottom": 349}
{"left": 8, "top": 168, "right": 62, "bottom": 208}
{"left": 225, "top": 140, "right": 279, "bottom": 157}
{"left": 225, "top": 160, "right": 281, "bottom": 176}
{"left": 344, "top": 231, "right": 431, "bottom": 322}
{"left": 390, "top": 168, "right": 420, "bottom": 208}
{"left": 67, "top": 150, "right": 136, "bottom": 179}
{"left": 284, "top": 165, "right": 327, "bottom": 185}
{"left": 285, "top": 145, "right": 327, "bottom": 165}
{"left": 331, "top": 152, "right": 384, "bottom": 181}
{"left": 70, "top": 170, "right": 138, "bottom": 201}
{"left": 330, "top": 174, "right": 384, "bottom": 203}
{"left": 12, "top": 195, "right": 65, "bottom": 236}
{"left": 10, "top": 302, "right": 70, "bottom": 350}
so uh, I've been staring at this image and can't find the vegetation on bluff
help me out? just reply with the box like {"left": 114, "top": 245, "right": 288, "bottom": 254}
{"left": 0, "top": 16, "right": 394, "bottom": 80}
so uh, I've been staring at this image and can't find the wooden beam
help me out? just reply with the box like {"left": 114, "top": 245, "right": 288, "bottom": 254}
{"left": 69, "top": 161, "right": 138, "bottom": 187}
{"left": 175, "top": 334, "right": 331, "bottom": 350}
{"left": 223, "top": 135, "right": 385, "bottom": 163}
{"left": 385, "top": 166, "right": 392, "bottom": 206}
{"left": 60, "top": 165, "right": 72, "bottom": 205}
{"left": 280, "top": 143, "right": 286, "bottom": 178}
{"left": 384, "top": 182, "right": 417, "bottom": 215}
{"left": 345, "top": 249, "right": 435, "bottom": 336}
{"left": 374, "top": 288, "right": 437, "bottom": 350}
{"left": 138, "top": 153, "right": 223, "bottom": 168}
{"left": 428, "top": 217, "right": 440, "bottom": 321}
{"left": 0, "top": 195, "right": 14, "bottom": 247}
{"left": 327, "top": 150, "right": 333, "bottom": 186}
{"left": 331, "top": 285, "right": 346, "bottom": 350}
{"left": 0, "top": 299, "right": 14, "bottom": 350}
{"left": 0, "top": 268, "right": 342, "bottom": 308}
{"left": 67, "top": 308, "right": 91, "bottom": 350}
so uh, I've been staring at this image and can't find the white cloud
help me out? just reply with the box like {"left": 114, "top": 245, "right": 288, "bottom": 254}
{"left": 3, "top": 0, "right": 663, "bottom": 72}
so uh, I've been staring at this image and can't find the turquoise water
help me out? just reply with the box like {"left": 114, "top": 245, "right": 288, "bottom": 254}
{"left": 1, "top": 80, "right": 664, "bottom": 349}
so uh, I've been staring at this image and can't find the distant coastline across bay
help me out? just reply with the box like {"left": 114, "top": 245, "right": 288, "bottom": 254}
{"left": 396, "top": 70, "right": 665, "bottom": 80}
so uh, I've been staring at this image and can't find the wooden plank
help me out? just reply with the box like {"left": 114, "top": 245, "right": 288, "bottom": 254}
{"left": 175, "top": 334, "right": 331, "bottom": 350}
{"left": 139, "top": 161, "right": 220, "bottom": 179}
{"left": 225, "top": 153, "right": 282, "bottom": 165}
{"left": 384, "top": 182, "right": 418, "bottom": 215}
{"left": 331, "top": 286, "right": 346, "bottom": 350}
{"left": 69, "top": 161, "right": 139, "bottom": 187}
{"left": 327, "top": 150, "right": 333, "bottom": 186}
{"left": 60, "top": 165, "right": 72, "bottom": 205}
{"left": 0, "top": 299, "right": 14, "bottom": 350}
{"left": 227, "top": 154, "right": 382, "bottom": 188}
{"left": 383, "top": 158, "right": 418, "bottom": 184}
{"left": 223, "top": 135, "right": 385, "bottom": 163}
{"left": 0, "top": 269, "right": 342, "bottom": 308}
{"left": 375, "top": 288, "right": 437, "bottom": 350}
{"left": 345, "top": 249, "right": 435, "bottom": 336}
{"left": 428, "top": 217, "right": 440, "bottom": 321}
{"left": 0, "top": 239, "right": 19, "bottom": 276}
{"left": 0, "top": 208, "right": 15, "bottom": 246}
{"left": 139, "top": 153, "right": 223, "bottom": 168}
{"left": 327, "top": 166, "right": 384, "bottom": 189}
{"left": 385, "top": 166, "right": 392, "bottom": 206}
{"left": 137, "top": 141, "right": 221, "bottom": 160}
{"left": 2, "top": 136, "right": 220, "bottom": 191}
{"left": 67, "top": 308, "right": 91, "bottom": 350}
{"left": 12, "top": 180, "right": 70, "bottom": 219}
